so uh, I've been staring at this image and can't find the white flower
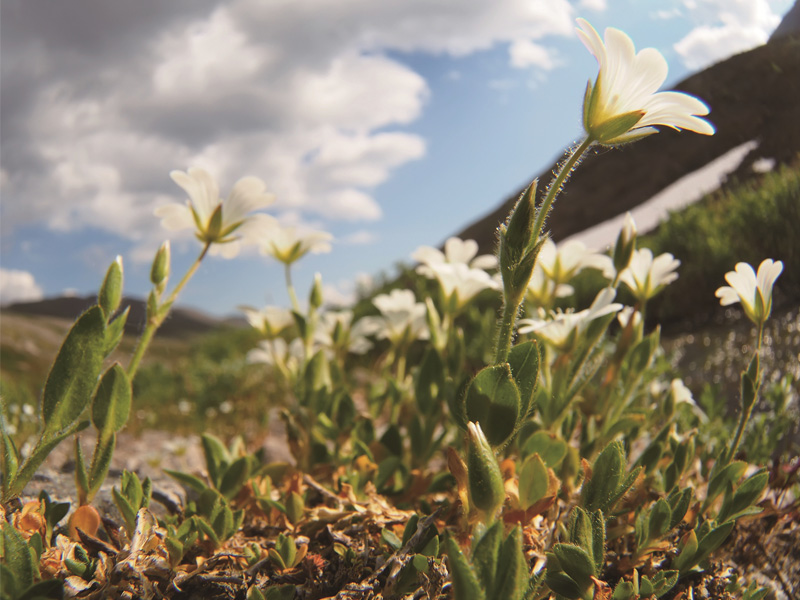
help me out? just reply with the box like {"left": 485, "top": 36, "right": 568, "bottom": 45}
{"left": 526, "top": 266, "right": 574, "bottom": 307}
{"left": 576, "top": 18, "right": 715, "bottom": 145}
{"left": 618, "top": 248, "right": 680, "bottom": 302}
{"left": 536, "top": 238, "right": 610, "bottom": 283}
{"left": 155, "top": 167, "right": 277, "bottom": 258}
{"left": 261, "top": 226, "right": 333, "bottom": 265}
{"left": 247, "top": 337, "right": 306, "bottom": 374}
{"left": 519, "top": 287, "right": 623, "bottom": 352}
{"left": 715, "top": 259, "right": 783, "bottom": 326}
{"left": 413, "top": 237, "right": 497, "bottom": 272}
{"left": 315, "top": 310, "right": 374, "bottom": 355}
{"left": 616, "top": 306, "right": 642, "bottom": 329}
{"left": 420, "top": 262, "right": 500, "bottom": 310}
{"left": 359, "top": 289, "right": 429, "bottom": 347}
{"left": 239, "top": 305, "right": 295, "bottom": 338}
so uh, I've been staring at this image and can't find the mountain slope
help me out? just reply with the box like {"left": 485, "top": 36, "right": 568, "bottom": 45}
{"left": 454, "top": 35, "right": 800, "bottom": 254}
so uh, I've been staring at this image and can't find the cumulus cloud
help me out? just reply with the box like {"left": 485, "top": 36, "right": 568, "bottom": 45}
{"left": 0, "top": 0, "right": 576, "bottom": 259}
{"left": 0, "top": 268, "right": 45, "bottom": 305}
{"left": 674, "top": 0, "right": 784, "bottom": 70}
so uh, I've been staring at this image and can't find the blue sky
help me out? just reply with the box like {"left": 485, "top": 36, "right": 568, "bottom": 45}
{"left": 0, "top": 0, "right": 792, "bottom": 315}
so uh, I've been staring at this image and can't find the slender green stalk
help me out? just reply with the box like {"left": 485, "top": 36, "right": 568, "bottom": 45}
{"left": 531, "top": 136, "right": 594, "bottom": 240}
{"left": 494, "top": 300, "right": 519, "bottom": 364}
{"left": 127, "top": 242, "right": 211, "bottom": 379}
{"left": 723, "top": 323, "right": 765, "bottom": 464}
{"left": 285, "top": 263, "right": 301, "bottom": 313}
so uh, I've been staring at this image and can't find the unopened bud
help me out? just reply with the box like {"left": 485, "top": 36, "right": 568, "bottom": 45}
{"left": 612, "top": 212, "right": 637, "bottom": 274}
{"left": 466, "top": 422, "right": 506, "bottom": 518}
{"left": 98, "top": 256, "right": 124, "bottom": 318}
{"left": 309, "top": 272, "right": 324, "bottom": 310}
{"left": 150, "top": 241, "right": 171, "bottom": 288}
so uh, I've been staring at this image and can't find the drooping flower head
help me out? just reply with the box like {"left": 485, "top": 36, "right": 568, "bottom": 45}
{"left": 155, "top": 167, "right": 277, "bottom": 258}
{"left": 576, "top": 18, "right": 715, "bottom": 145}
{"left": 618, "top": 248, "right": 680, "bottom": 303}
{"left": 519, "top": 287, "right": 623, "bottom": 353}
{"left": 239, "top": 305, "right": 295, "bottom": 338}
{"left": 261, "top": 225, "right": 333, "bottom": 265}
{"left": 715, "top": 259, "right": 783, "bottom": 326}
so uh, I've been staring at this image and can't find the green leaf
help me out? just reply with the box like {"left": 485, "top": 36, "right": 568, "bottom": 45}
{"left": 17, "top": 577, "right": 65, "bottom": 600}
{"left": 718, "top": 469, "right": 768, "bottom": 523}
{"left": 444, "top": 535, "right": 486, "bottom": 600}
{"left": 264, "top": 585, "right": 297, "bottom": 600}
{"left": 690, "top": 521, "right": 735, "bottom": 573}
{"left": 471, "top": 521, "right": 503, "bottom": 592}
{"left": 519, "top": 453, "right": 549, "bottom": 510}
{"left": 706, "top": 461, "right": 747, "bottom": 507}
{"left": 286, "top": 491, "right": 304, "bottom": 525}
{"left": 647, "top": 499, "right": 672, "bottom": 540}
{"left": 74, "top": 437, "right": 90, "bottom": 504}
{"left": 219, "top": 456, "right": 252, "bottom": 501}
{"left": 381, "top": 528, "right": 402, "bottom": 552}
{"left": 112, "top": 487, "right": 137, "bottom": 535}
{"left": 275, "top": 534, "right": 296, "bottom": 568}
{"left": 201, "top": 433, "right": 231, "bottom": 488}
{"left": 41, "top": 306, "right": 106, "bottom": 438}
{"left": 668, "top": 487, "right": 693, "bottom": 530}
{"left": 1, "top": 420, "right": 20, "bottom": 491}
{"left": 164, "top": 469, "right": 210, "bottom": 494}
{"left": 415, "top": 348, "right": 445, "bottom": 415}
{"left": 521, "top": 431, "right": 567, "bottom": 467}
{"left": 104, "top": 306, "right": 129, "bottom": 357}
{"left": 612, "top": 581, "right": 636, "bottom": 600}
{"left": 2, "top": 522, "right": 36, "bottom": 591}
{"left": 581, "top": 441, "right": 624, "bottom": 512}
{"left": 507, "top": 341, "right": 540, "bottom": 419}
{"left": 464, "top": 364, "right": 521, "bottom": 447}
{"left": 87, "top": 432, "right": 116, "bottom": 501}
{"left": 552, "top": 543, "right": 595, "bottom": 590}
{"left": 91, "top": 364, "right": 132, "bottom": 444}
{"left": 495, "top": 526, "right": 529, "bottom": 600}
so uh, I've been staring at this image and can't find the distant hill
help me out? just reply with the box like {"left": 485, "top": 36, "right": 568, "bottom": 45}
{"left": 454, "top": 34, "right": 800, "bottom": 254}
{"left": 2, "top": 295, "right": 234, "bottom": 338}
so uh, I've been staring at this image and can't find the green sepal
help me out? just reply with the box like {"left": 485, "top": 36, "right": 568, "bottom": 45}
{"left": 592, "top": 110, "right": 644, "bottom": 144}
{"left": 464, "top": 363, "right": 521, "bottom": 447}
{"left": 150, "top": 241, "right": 171, "bottom": 287}
{"left": 500, "top": 181, "right": 538, "bottom": 269}
{"left": 41, "top": 306, "right": 106, "bottom": 438}
{"left": 444, "top": 535, "right": 486, "bottom": 600}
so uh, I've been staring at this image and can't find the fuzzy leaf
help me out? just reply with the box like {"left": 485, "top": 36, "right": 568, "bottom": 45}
{"left": 521, "top": 431, "right": 567, "bottom": 467}
{"left": 553, "top": 543, "right": 595, "bottom": 589}
{"left": 464, "top": 364, "right": 521, "bottom": 447}
{"left": 581, "top": 441, "right": 624, "bottom": 512}
{"left": 41, "top": 306, "right": 106, "bottom": 438}
{"left": 415, "top": 347, "right": 445, "bottom": 415}
{"left": 472, "top": 521, "right": 503, "bottom": 592}
{"left": 507, "top": 341, "right": 540, "bottom": 419}
{"left": 444, "top": 536, "right": 486, "bottom": 600}
{"left": 91, "top": 364, "right": 132, "bottom": 444}
{"left": 2, "top": 522, "right": 36, "bottom": 591}
{"left": 219, "top": 456, "right": 252, "bottom": 501}
{"left": 495, "top": 526, "right": 529, "bottom": 600}
{"left": 519, "top": 453, "right": 550, "bottom": 511}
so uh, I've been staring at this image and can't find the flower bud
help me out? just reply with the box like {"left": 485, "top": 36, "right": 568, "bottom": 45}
{"left": 150, "top": 241, "right": 171, "bottom": 288}
{"left": 98, "top": 256, "right": 124, "bottom": 318}
{"left": 612, "top": 212, "right": 637, "bottom": 274}
{"left": 466, "top": 422, "right": 506, "bottom": 518}
{"left": 309, "top": 272, "right": 324, "bottom": 310}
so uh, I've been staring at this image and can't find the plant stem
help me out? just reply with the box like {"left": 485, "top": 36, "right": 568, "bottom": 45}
{"left": 285, "top": 263, "right": 301, "bottom": 313}
{"left": 530, "top": 136, "right": 594, "bottom": 240}
{"left": 494, "top": 299, "right": 519, "bottom": 364}
{"left": 127, "top": 242, "right": 211, "bottom": 379}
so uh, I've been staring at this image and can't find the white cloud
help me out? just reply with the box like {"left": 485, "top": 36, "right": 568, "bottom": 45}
{"left": 674, "top": 0, "right": 783, "bottom": 70}
{"left": 509, "top": 40, "right": 560, "bottom": 70}
{"left": 1, "top": 0, "right": 577, "bottom": 252}
{"left": 0, "top": 268, "right": 45, "bottom": 305}
{"left": 578, "top": 0, "right": 607, "bottom": 11}
{"left": 340, "top": 230, "right": 378, "bottom": 245}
